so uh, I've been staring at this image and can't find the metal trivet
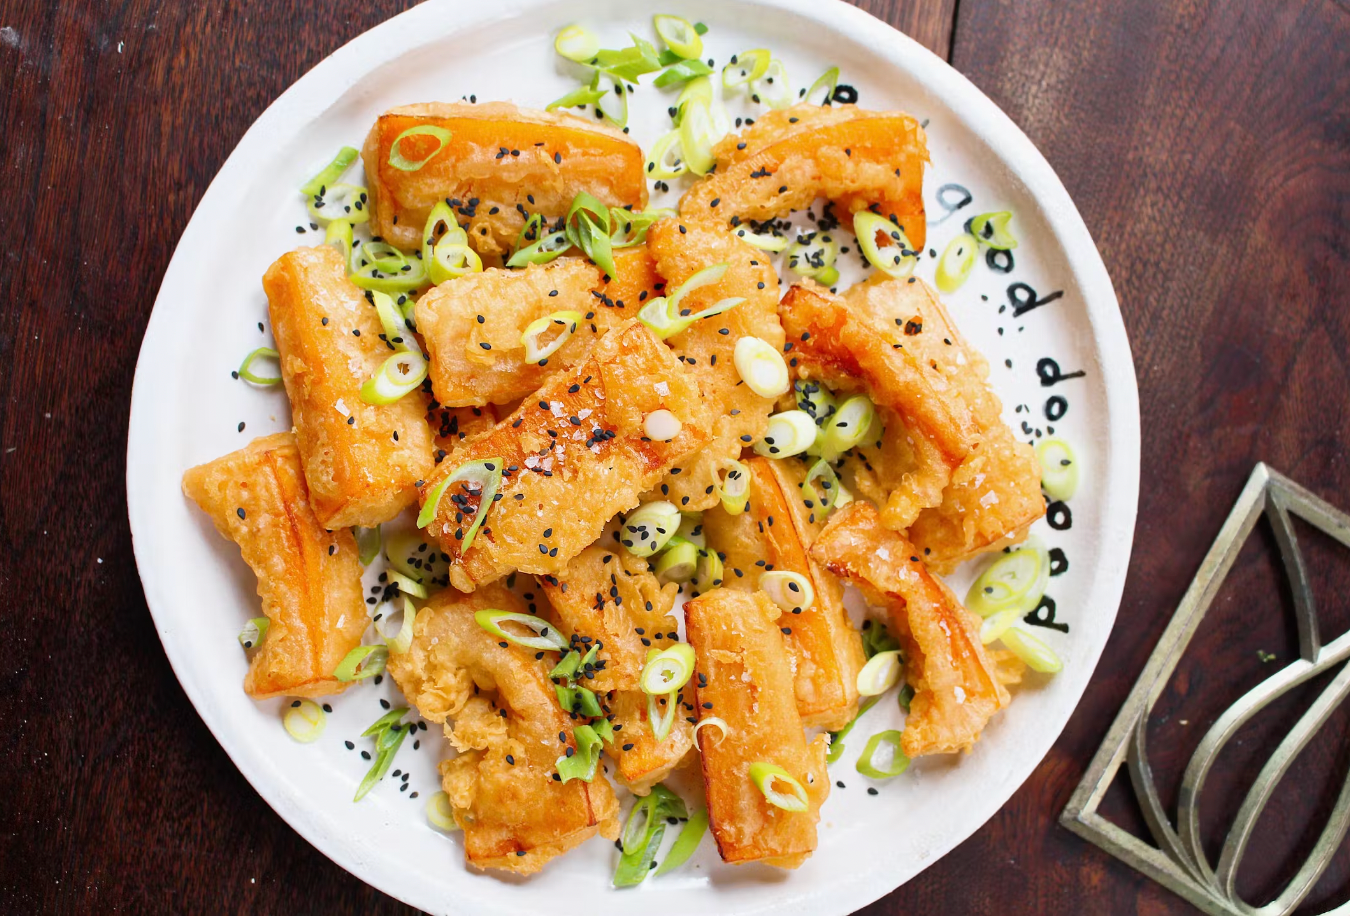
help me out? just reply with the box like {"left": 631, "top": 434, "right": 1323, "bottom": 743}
{"left": 1062, "top": 463, "right": 1350, "bottom": 915}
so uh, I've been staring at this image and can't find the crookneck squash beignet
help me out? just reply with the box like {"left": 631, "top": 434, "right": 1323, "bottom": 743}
{"left": 644, "top": 218, "right": 785, "bottom": 511}
{"left": 538, "top": 544, "right": 694, "bottom": 794}
{"left": 386, "top": 584, "right": 619, "bottom": 874}
{"left": 679, "top": 104, "right": 929, "bottom": 251}
{"left": 182, "top": 432, "right": 367, "bottom": 699}
{"left": 811, "top": 502, "right": 1013, "bottom": 757}
{"left": 263, "top": 245, "right": 435, "bottom": 529}
{"left": 685, "top": 588, "right": 829, "bottom": 869}
{"left": 419, "top": 319, "right": 712, "bottom": 592}
{"left": 701, "top": 457, "right": 863, "bottom": 731}
{"left": 362, "top": 101, "right": 648, "bottom": 258}
{"left": 843, "top": 278, "right": 1045, "bottom": 572}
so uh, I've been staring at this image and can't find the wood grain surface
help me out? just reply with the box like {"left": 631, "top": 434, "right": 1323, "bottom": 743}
{"left": 1, "top": 0, "right": 1347, "bottom": 913}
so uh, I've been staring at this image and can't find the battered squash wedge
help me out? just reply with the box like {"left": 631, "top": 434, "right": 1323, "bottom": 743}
{"left": 386, "top": 583, "right": 619, "bottom": 874}
{"left": 362, "top": 101, "right": 647, "bottom": 259}
{"left": 680, "top": 104, "right": 929, "bottom": 251}
{"left": 182, "top": 433, "right": 367, "bottom": 699}
{"left": 810, "top": 502, "right": 1010, "bottom": 757}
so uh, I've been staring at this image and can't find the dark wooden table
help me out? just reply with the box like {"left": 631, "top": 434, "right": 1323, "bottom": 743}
{"left": 3, "top": 0, "right": 1348, "bottom": 912}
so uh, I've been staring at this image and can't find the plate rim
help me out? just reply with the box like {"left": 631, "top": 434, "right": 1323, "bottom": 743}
{"left": 126, "top": 0, "right": 1141, "bottom": 912}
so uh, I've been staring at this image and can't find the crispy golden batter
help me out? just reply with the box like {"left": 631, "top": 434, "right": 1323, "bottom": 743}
{"left": 810, "top": 502, "right": 1010, "bottom": 757}
{"left": 362, "top": 101, "right": 647, "bottom": 258}
{"left": 386, "top": 584, "right": 619, "bottom": 874}
{"left": 840, "top": 404, "right": 952, "bottom": 532}
{"left": 182, "top": 433, "right": 367, "bottom": 699}
{"left": 538, "top": 545, "right": 693, "bottom": 793}
{"left": 685, "top": 588, "right": 829, "bottom": 868}
{"left": 844, "top": 279, "right": 1045, "bottom": 572}
{"left": 680, "top": 104, "right": 929, "bottom": 250}
{"left": 415, "top": 259, "right": 613, "bottom": 406}
{"left": 263, "top": 245, "right": 435, "bottom": 529}
{"left": 420, "top": 320, "right": 712, "bottom": 591}
{"left": 644, "top": 218, "right": 785, "bottom": 510}
{"left": 701, "top": 457, "right": 863, "bottom": 730}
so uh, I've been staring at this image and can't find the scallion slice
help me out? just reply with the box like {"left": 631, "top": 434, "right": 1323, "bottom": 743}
{"left": 334, "top": 644, "right": 389, "bottom": 682}
{"left": 678, "top": 98, "right": 721, "bottom": 175}
{"left": 979, "top": 606, "right": 1023, "bottom": 646}
{"left": 383, "top": 530, "right": 448, "bottom": 586}
{"left": 653, "top": 14, "right": 702, "bottom": 60}
{"left": 825, "top": 695, "right": 878, "bottom": 764}
{"left": 556, "top": 723, "right": 604, "bottom": 783}
{"left": 861, "top": 619, "right": 900, "bottom": 659}
{"left": 1036, "top": 438, "right": 1078, "bottom": 502}
{"left": 691, "top": 547, "right": 723, "bottom": 592}
{"left": 751, "top": 58, "right": 793, "bottom": 109}
{"left": 350, "top": 253, "right": 427, "bottom": 294}
{"left": 856, "top": 649, "right": 902, "bottom": 696}
{"left": 733, "top": 336, "right": 790, "bottom": 398}
{"left": 388, "top": 125, "right": 452, "bottom": 172}
{"left": 426, "top": 791, "right": 458, "bottom": 832}
{"left": 609, "top": 206, "right": 673, "bottom": 248}
{"left": 505, "top": 229, "right": 571, "bottom": 268}
{"left": 474, "top": 609, "right": 568, "bottom": 652}
{"left": 647, "top": 690, "right": 679, "bottom": 743}
{"left": 674, "top": 76, "right": 712, "bottom": 126}
{"left": 693, "top": 716, "right": 730, "bottom": 748}
{"left": 282, "top": 699, "right": 326, "bottom": 743}
{"left": 300, "top": 146, "right": 359, "bottom": 198}
{"left": 237, "top": 347, "right": 281, "bottom": 386}
{"left": 429, "top": 242, "right": 482, "bottom": 285}
{"left": 675, "top": 511, "right": 706, "bottom": 548}
{"left": 821, "top": 394, "right": 876, "bottom": 458}
{"left": 637, "top": 263, "right": 743, "bottom": 339}
{"left": 354, "top": 525, "right": 381, "bottom": 566}
{"left": 554, "top": 24, "right": 600, "bottom": 62}
{"left": 520, "top": 311, "right": 583, "bottom": 365}
{"left": 653, "top": 806, "right": 709, "bottom": 877}
{"left": 325, "top": 219, "right": 354, "bottom": 266}
{"left": 564, "top": 191, "right": 617, "bottom": 277}
{"left": 354, "top": 708, "right": 409, "bottom": 801}
{"left": 307, "top": 182, "right": 370, "bottom": 226}
{"left": 936, "top": 232, "right": 979, "bottom": 293}
{"left": 970, "top": 211, "right": 1017, "bottom": 250}
{"left": 369, "top": 289, "right": 412, "bottom": 349}
{"left": 749, "top": 762, "right": 809, "bottom": 812}
{"left": 800, "top": 458, "right": 843, "bottom": 515}
{"left": 614, "top": 785, "right": 686, "bottom": 887}
{"left": 238, "top": 617, "right": 269, "bottom": 649}
{"left": 722, "top": 49, "right": 770, "bottom": 88}
{"left": 733, "top": 226, "right": 789, "bottom": 252}
{"left": 654, "top": 59, "right": 713, "bottom": 88}
{"left": 854, "top": 211, "right": 917, "bottom": 278}
{"left": 965, "top": 540, "right": 1050, "bottom": 619}
{"left": 381, "top": 594, "right": 418, "bottom": 654}
{"left": 547, "top": 84, "right": 607, "bottom": 112}
{"left": 1000, "top": 627, "right": 1063, "bottom": 673}
{"left": 388, "top": 569, "right": 428, "bottom": 599}
{"left": 788, "top": 230, "right": 841, "bottom": 286}
{"left": 856, "top": 730, "right": 909, "bottom": 779}
{"left": 641, "top": 644, "right": 696, "bottom": 695}
{"left": 644, "top": 408, "right": 682, "bottom": 441}
{"left": 795, "top": 379, "right": 837, "bottom": 425}
{"left": 753, "top": 409, "right": 819, "bottom": 458}
{"left": 593, "top": 36, "right": 662, "bottom": 82}
{"left": 416, "top": 458, "right": 504, "bottom": 550}
{"left": 714, "top": 458, "right": 750, "bottom": 515}
{"left": 645, "top": 129, "right": 688, "bottom": 180}
{"left": 362, "top": 707, "right": 409, "bottom": 738}
{"left": 593, "top": 70, "right": 630, "bottom": 128}
{"left": 360, "top": 348, "right": 428, "bottom": 406}
{"left": 760, "top": 570, "right": 814, "bottom": 615}
{"left": 655, "top": 538, "right": 698, "bottom": 583}
{"left": 804, "top": 66, "right": 840, "bottom": 106}
{"left": 620, "top": 500, "right": 681, "bottom": 557}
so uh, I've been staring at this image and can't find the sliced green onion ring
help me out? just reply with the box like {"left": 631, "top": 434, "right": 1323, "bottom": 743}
{"left": 787, "top": 231, "right": 840, "bottom": 285}
{"left": 593, "top": 70, "right": 630, "bottom": 129}
{"left": 760, "top": 570, "right": 815, "bottom": 615}
{"left": 547, "top": 84, "right": 607, "bottom": 111}
{"left": 753, "top": 409, "right": 819, "bottom": 458}
{"left": 307, "top": 182, "right": 370, "bottom": 225}
{"left": 678, "top": 98, "right": 721, "bottom": 175}
{"left": 416, "top": 458, "right": 504, "bottom": 550}
{"left": 861, "top": 619, "right": 900, "bottom": 659}
{"left": 645, "top": 129, "right": 688, "bottom": 180}
{"left": 641, "top": 643, "right": 696, "bottom": 695}
{"left": 714, "top": 458, "right": 750, "bottom": 515}
{"left": 800, "top": 458, "right": 842, "bottom": 515}
{"left": 238, "top": 617, "right": 269, "bottom": 649}
{"left": 565, "top": 191, "right": 617, "bottom": 277}
{"left": 999, "top": 626, "right": 1063, "bottom": 673}
{"left": 1036, "top": 438, "right": 1079, "bottom": 502}
{"left": 354, "top": 709, "right": 409, "bottom": 801}
{"left": 370, "top": 289, "right": 412, "bottom": 349}
{"left": 360, "top": 348, "right": 428, "bottom": 406}
{"left": 655, "top": 539, "right": 698, "bottom": 583}
{"left": 693, "top": 716, "right": 729, "bottom": 748}
{"left": 334, "top": 644, "right": 389, "bottom": 682}
{"left": 856, "top": 730, "right": 910, "bottom": 779}
{"left": 733, "top": 336, "right": 790, "bottom": 398}
{"left": 614, "top": 785, "right": 686, "bottom": 887}
{"left": 350, "top": 253, "right": 427, "bottom": 294}
{"left": 733, "top": 226, "right": 789, "bottom": 252}
{"left": 554, "top": 24, "right": 600, "bottom": 62}
{"left": 557, "top": 723, "right": 604, "bottom": 783}
{"left": 825, "top": 695, "right": 878, "bottom": 764}
{"left": 521, "top": 311, "right": 583, "bottom": 365}
{"left": 382, "top": 594, "right": 418, "bottom": 654}
{"left": 653, "top": 806, "right": 709, "bottom": 877}
{"left": 853, "top": 211, "right": 917, "bottom": 278}
{"left": 300, "top": 146, "right": 359, "bottom": 198}
{"left": 980, "top": 606, "right": 1023, "bottom": 646}
{"left": 610, "top": 206, "right": 673, "bottom": 248}
{"left": 354, "top": 525, "right": 382, "bottom": 566}
{"left": 647, "top": 690, "right": 679, "bottom": 742}
{"left": 325, "top": 219, "right": 354, "bottom": 266}
{"left": 505, "top": 229, "right": 571, "bottom": 268}
{"left": 856, "top": 649, "right": 902, "bottom": 696}
{"left": 722, "top": 49, "right": 770, "bottom": 88}
{"left": 674, "top": 76, "right": 713, "bottom": 126}
{"left": 644, "top": 408, "right": 683, "bottom": 441}
{"left": 794, "top": 379, "right": 837, "bottom": 425}
{"left": 751, "top": 58, "right": 793, "bottom": 109}
{"left": 620, "top": 500, "right": 681, "bottom": 558}
{"left": 965, "top": 540, "right": 1050, "bottom": 619}
{"left": 388, "top": 125, "right": 452, "bottom": 172}
{"left": 749, "top": 762, "right": 809, "bottom": 812}
{"left": 237, "top": 347, "right": 281, "bottom": 386}
{"left": 804, "top": 66, "right": 840, "bottom": 106}
{"left": 675, "top": 511, "right": 706, "bottom": 548}
{"left": 384, "top": 530, "right": 448, "bottom": 585}
{"left": 474, "top": 609, "right": 568, "bottom": 652}
{"left": 936, "top": 232, "right": 979, "bottom": 293}
{"left": 970, "top": 211, "right": 1017, "bottom": 250}
{"left": 654, "top": 14, "right": 702, "bottom": 59}
{"left": 388, "top": 569, "right": 428, "bottom": 599}
{"left": 821, "top": 394, "right": 876, "bottom": 458}
{"left": 654, "top": 59, "right": 713, "bottom": 88}
{"left": 691, "top": 547, "right": 723, "bottom": 592}
{"left": 426, "top": 791, "right": 459, "bottom": 832}
{"left": 282, "top": 699, "right": 326, "bottom": 743}
{"left": 593, "top": 36, "right": 661, "bottom": 82}
{"left": 429, "top": 242, "right": 482, "bottom": 285}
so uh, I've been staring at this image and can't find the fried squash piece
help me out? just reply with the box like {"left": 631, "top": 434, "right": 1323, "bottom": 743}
{"left": 844, "top": 279, "right": 1044, "bottom": 572}
{"left": 599, "top": 242, "right": 665, "bottom": 310}
{"left": 680, "top": 104, "right": 929, "bottom": 251}
{"left": 644, "top": 218, "right": 785, "bottom": 510}
{"left": 386, "top": 584, "right": 619, "bottom": 874}
{"left": 839, "top": 405, "right": 951, "bottom": 531}
{"left": 182, "top": 433, "right": 366, "bottom": 699}
{"left": 362, "top": 101, "right": 647, "bottom": 258}
{"left": 685, "top": 588, "right": 829, "bottom": 868}
{"left": 538, "top": 545, "right": 694, "bottom": 793}
{"left": 701, "top": 457, "right": 863, "bottom": 730}
{"left": 810, "top": 502, "right": 1010, "bottom": 757}
{"left": 263, "top": 245, "right": 435, "bottom": 529}
{"left": 420, "top": 319, "right": 711, "bottom": 591}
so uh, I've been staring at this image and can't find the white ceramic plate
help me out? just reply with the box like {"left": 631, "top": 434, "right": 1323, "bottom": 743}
{"left": 127, "top": 1, "right": 1139, "bottom": 913}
